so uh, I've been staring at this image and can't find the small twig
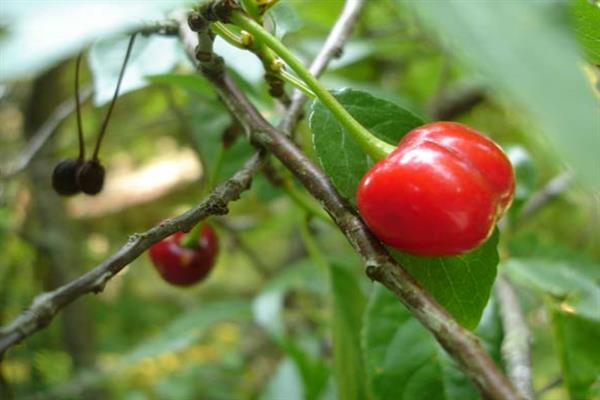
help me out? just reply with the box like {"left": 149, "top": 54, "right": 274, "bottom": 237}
{"left": 0, "top": 87, "right": 92, "bottom": 179}
{"left": 0, "top": 154, "right": 262, "bottom": 354}
{"left": 496, "top": 276, "right": 534, "bottom": 400}
{"left": 519, "top": 171, "right": 574, "bottom": 222}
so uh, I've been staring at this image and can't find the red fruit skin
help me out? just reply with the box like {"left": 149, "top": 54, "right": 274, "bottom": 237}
{"left": 356, "top": 121, "right": 515, "bottom": 256}
{"left": 148, "top": 225, "right": 219, "bottom": 286}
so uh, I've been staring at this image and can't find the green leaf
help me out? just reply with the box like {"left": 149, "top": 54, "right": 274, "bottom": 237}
{"left": 363, "top": 284, "right": 503, "bottom": 400}
{"left": 391, "top": 231, "right": 500, "bottom": 330}
{"left": 329, "top": 262, "right": 367, "bottom": 400}
{"left": 412, "top": 1, "right": 600, "bottom": 189}
{"left": 309, "top": 89, "right": 423, "bottom": 204}
{"left": 551, "top": 308, "right": 600, "bottom": 400}
{"left": 571, "top": 0, "right": 600, "bottom": 64}
{"left": 0, "top": 1, "right": 193, "bottom": 82}
{"left": 503, "top": 258, "right": 600, "bottom": 321}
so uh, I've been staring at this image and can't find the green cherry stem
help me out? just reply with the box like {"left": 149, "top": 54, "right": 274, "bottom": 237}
{"left": 211, "top": 22, "right": 245, "bottom": 49}
{"left": 180, "top": 222, "right": 204, "bottom": 248}
{"left": 91, "top": 34, "right": 137, "bottom": 161}
{"left": 210, "top": 21, "right": 314, "bottom": 99}
{"left": 75, "top": 52, "right": 85, "bottom": 161}
{"left": 229, "top": 11, "right": 395, "bottom": 161}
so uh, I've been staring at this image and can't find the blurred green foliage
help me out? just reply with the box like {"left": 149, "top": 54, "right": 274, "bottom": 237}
{"left": 0, "top": 1, "right": 598, "bottom": 399}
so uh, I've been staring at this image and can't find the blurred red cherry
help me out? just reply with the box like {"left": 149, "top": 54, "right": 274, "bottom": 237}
{"left": 149, "top": 224, "right": 219, "bottom": 286}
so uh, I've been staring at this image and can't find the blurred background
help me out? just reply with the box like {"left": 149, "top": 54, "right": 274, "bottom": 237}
{"left": 1, "top": 1, "right": 599, "bottom": 399}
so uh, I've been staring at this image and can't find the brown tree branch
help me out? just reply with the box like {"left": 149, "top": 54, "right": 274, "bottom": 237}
{"left": 182, "top": 13, "right": 520, "bottom": 399}
{"left": 496, "top": 276, "right": 534, "bottom": 400}
{"left": 0, "top": 0, "right": 365, "bottom": 355}
{"left": 0, "top": 153, "right": 262, "bottom": 353}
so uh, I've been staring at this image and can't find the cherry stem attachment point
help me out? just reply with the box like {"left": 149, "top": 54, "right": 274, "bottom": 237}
{"left": 229, "top": 11, "right": 395, "bottom": 161}
{"left": 181, "top": 222, "right": 204, "bottom": 249}
{"left": 75, "top": 52, "right": 85, "bottom": 161}
{"left": 92, "top": 34, "right": 137, "bottom": 161}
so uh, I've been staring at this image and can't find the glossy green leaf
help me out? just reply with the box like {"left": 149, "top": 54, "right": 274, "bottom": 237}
{"left": 391, "top": 231, "right": 500, "bottom": 330}
{"left": 571, "top": 0, "right": 600, "bottom": 64}
{"left": 504, "top": 258, "right": 600, "bottom": 321}
{"left": 309, "top": 89, "right": 423, "bottom": 204}
{"left": 363, "top": 284, "right": 503, "bottom": 400}
{"left": 412, "top": 1, "right": 600, "bottom": 189}
{"left": 329, "top": 262, "right": 367, "bottom": 400}
{"left": 0, "top": 1, "right": 193, "bottom": 82}
{"left": 551, "top": 308, "right": 600, "bottom": 400}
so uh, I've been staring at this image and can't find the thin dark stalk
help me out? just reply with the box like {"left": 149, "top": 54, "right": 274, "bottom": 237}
{"left": 74, "top": 53, "right": 85, "bottom": 160}
{"left": 92, "top": 34, "right": 137, "bottom": 161}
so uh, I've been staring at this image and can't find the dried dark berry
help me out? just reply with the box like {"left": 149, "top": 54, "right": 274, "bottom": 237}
{"left": 51, "top": 158, "right": 83, "bottom": 196}
{"left": 76, "top": 160, "right": 105, "bottom": 195}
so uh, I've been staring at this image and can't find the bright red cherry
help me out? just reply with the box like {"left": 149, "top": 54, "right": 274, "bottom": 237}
{"left": 148, "top": 224, "right": 219, "bottom": 286}
{"left": 356, "top": 121, "right": 515, "bottom": 256}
